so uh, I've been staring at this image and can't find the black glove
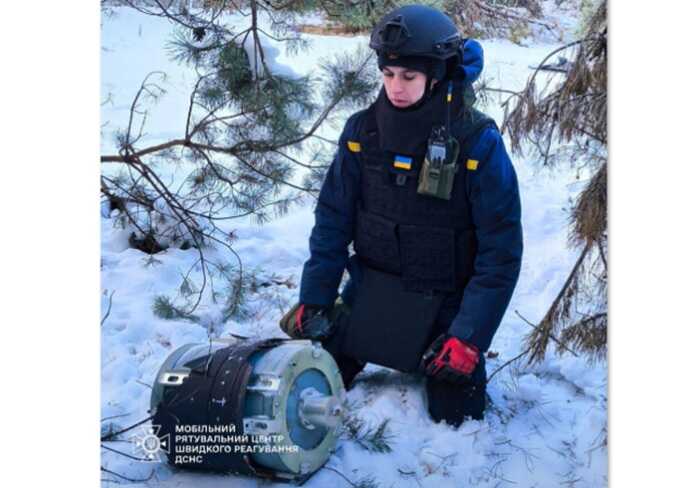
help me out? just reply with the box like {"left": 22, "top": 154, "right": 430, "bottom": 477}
{"left": 280, "top": 303, "right": 333, "bottom": 340}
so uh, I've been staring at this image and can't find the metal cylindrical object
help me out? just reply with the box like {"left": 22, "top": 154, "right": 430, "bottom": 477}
{"left": 150, "top": 338, "right": 345, "bottom": 482}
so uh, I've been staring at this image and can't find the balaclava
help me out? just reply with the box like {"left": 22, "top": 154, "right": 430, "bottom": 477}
{"left": 374, "top": 51, "right": 463, "bottom": 155}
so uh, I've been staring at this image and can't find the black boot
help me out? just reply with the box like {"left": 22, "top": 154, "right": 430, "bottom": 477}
{"left": 424, "top": 352, "right": 487, "bottom": 426}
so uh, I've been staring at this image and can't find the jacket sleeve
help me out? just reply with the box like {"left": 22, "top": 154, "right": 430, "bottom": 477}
{"left": 299, "top": 112, "right": 364, "bottom": 307}
{"left": 448, "top": 126, "right": 523, "bottom": 351}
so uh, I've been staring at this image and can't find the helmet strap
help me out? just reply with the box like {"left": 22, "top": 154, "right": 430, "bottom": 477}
{"left": 445, "top": 81, "right": 453, "bottom": 134}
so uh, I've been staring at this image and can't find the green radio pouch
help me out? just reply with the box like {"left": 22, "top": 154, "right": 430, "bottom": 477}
{"left": 417, "top": 126, "right": 460, "bottom": 200}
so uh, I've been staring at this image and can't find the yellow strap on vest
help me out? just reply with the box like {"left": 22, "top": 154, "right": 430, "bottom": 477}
{"left": 466, "top": 159, "right": 479, "bottom": 171}
{"left": 347, "top": 141, "right": 361, "bottom": 153}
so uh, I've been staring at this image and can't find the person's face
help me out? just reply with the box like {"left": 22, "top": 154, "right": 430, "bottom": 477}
{"left": 382, "top": 66, "right": 427, "bottom": 108}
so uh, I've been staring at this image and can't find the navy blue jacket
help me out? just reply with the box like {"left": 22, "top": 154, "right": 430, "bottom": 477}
{"left": 299, "top": 43, "right": 523, "bottom": 352}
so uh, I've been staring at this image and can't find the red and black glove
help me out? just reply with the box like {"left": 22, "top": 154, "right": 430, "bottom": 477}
{"left": 293, "top": 304, "right": 332, "bottom": 339}
{"left": 421, "top": 334, "right": 480, "bottom": 384}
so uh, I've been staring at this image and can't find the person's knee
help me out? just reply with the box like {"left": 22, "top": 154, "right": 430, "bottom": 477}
{"left": 319, "top": 307, "right": 365, "bottom": 389}
{"left": 426, "top": 376, "right": 486, "bottom": 426}
{"left": 319, "top": 339, "right": 365, "bottom": 390}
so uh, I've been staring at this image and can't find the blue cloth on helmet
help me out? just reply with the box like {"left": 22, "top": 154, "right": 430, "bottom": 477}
{"left": 299, "top": 102, "right": 522, "bottom": 351}
{"left": 462, "top": 39, "right": 484, "bottom": 84}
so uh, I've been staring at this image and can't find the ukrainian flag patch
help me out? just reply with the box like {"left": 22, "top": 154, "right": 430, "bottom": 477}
{"left": 466, "top": 159, "right": 479, "bottom": 170}
{"left": 347, "top": 141, "right": 361, "bottom": 153}
{"left": 393, "top": 155, "right": 412, "bottom": 170}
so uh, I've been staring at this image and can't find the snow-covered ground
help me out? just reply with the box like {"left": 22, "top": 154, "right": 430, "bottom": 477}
{"left": 101, "top": 5, "right": 607, "bottom": 487}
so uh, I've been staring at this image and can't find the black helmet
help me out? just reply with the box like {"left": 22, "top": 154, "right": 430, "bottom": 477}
{"left": 370, "top": 4, "right": 463, "bottom": 62}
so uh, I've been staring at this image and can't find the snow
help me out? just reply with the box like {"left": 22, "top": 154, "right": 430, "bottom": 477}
{"left": 101, "top": 4, "right": 606, "bottom": 487}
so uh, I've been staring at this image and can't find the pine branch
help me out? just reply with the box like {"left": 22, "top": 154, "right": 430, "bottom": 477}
{"left": 515, "top": 310, "right": 579, "bottom": 357}
{"left": 343, "top": 414, "right": 394, "bottom": 453}
{"left": 472, "top": 0, "right": 556, "bottom": 34}
{"left": 153, "top": 295, "right": 200, "bottom": 322}
{"left": 104, "top": 1, "right": 377, "bottom": 322}
{"left": 323, "top": 466, "right": 382, "bottom": 488}
{"left": 525, "top": 243, "right": 592, "bottom": 364}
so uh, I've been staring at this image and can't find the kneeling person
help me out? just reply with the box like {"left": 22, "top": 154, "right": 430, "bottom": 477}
{"left": 282, "top": 4, "right": 523, "bottom": 427}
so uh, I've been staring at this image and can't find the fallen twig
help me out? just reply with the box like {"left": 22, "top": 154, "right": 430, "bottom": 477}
{"left": 487, "top": 349, "right": 531, "bottom": 384}
{"left": 101, "top": 290, "right": 116, "bottom": 326}
{"left": 101, "top": 415, "right": 154, "bottom": 442}
{"left": 100, "top": 466, "right": 154, "bottom": 483}
{"left": 322, "top": 466, "right": 378, "bottom": 488}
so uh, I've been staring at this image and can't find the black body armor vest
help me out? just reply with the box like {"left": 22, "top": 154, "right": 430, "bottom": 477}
{"left": 352, "top": 103, "right": 496, "bottom": 293}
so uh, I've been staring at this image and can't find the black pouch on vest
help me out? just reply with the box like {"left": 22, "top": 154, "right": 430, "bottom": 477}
{"left": 341, "top": 264, "right": 445, "bottom": 372}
